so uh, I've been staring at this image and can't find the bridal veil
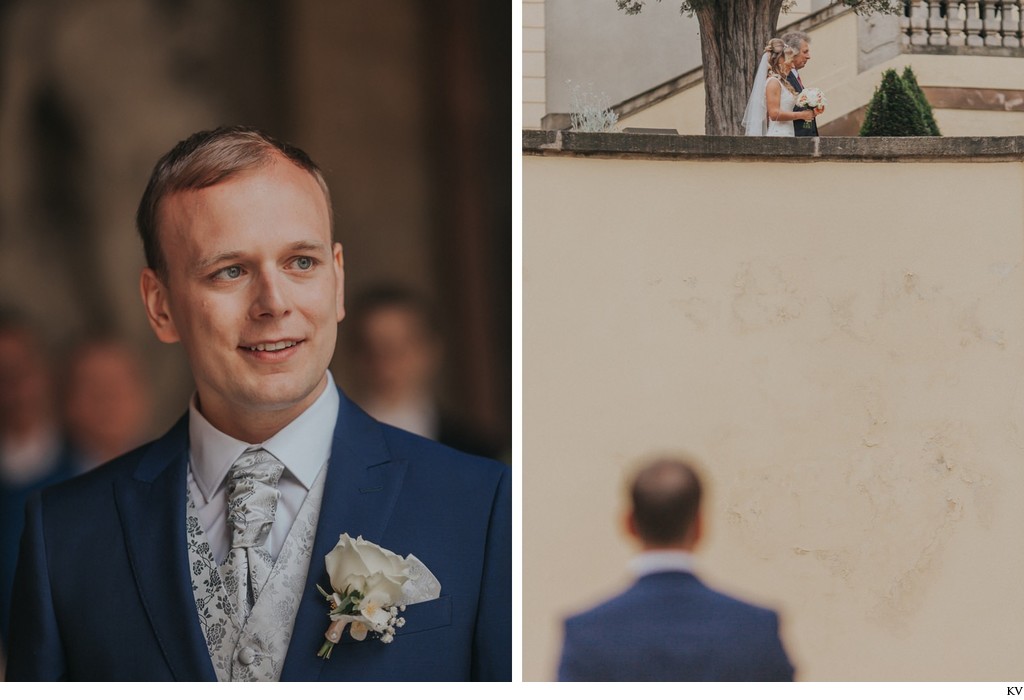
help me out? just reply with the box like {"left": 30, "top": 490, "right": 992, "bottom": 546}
{"left": 741, "top": 53, "right": 769, "bottom": 136}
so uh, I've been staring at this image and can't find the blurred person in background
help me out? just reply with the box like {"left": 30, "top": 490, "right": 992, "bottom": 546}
{"left": 558, "top": 457, "right": 795, "bottom": 682}
{"left": 346, "top": 286, "right": 504, "bottom": 461}
{"left": 62, "top": 336, "right": 154, "bottom": 471}
{"left": 0, "top": 312, "right": 78, "bottom": 650}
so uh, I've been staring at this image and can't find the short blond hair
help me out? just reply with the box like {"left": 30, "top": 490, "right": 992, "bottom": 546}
{"left": 136, "top": 126, "right": 332, "bottom": 277}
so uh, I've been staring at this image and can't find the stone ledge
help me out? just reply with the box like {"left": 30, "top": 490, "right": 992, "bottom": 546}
{"left": 522, "top": 130, "right": 1024, "bottom": 162}
{"left": 906, "top": 44, "right": 1024, "bottom": 59}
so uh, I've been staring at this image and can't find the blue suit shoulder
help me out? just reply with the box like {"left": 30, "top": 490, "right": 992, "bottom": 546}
{"left": 367, "top": 420, "right": 511, "bottom": 558}
{"left": 368, "top": 421, "right": 511, "bottom": 681}
{"left": 567, "top": 571, "right": 772, "bottom": 619}
{"left": 375, "top": 421, "right": 510, "bottom": 487}
{"left": 560, "top": 572, "right": 794, "bottom": 682}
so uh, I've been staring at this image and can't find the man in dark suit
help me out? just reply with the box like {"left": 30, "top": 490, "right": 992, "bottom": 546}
{"left": 6, "top": 126, "right": 510, "bottom": 681}
{"left": 345, "top": 285, "right": 505, "bottom": 461}
{"left": 783, "top": 31, "right": 821, "bottom": 137}
{"left": 557, "top": 458, "right": 794, "bottom": 682}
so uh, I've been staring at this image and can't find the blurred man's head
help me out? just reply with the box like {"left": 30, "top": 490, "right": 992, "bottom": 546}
{"left": 0, "top": 312, "right": 54, "bottom": 438}
{"left": 782, "top": 31, "right": 811, "bottom": 70}
{"left": 628, "top": 458, "right": 703, "bottom": 551}
{"left": 63, "top": 338, "right": 152, "bottom": 466}
{"left": 346, "top": 286, "right": 442, "bottom": 406}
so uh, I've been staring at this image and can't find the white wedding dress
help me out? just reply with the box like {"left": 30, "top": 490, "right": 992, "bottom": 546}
{"left": 766, "top": 76, "right": 795, "bottom": 137}
{"left": 742, "top": 54, "right": 797, "bottom": 137}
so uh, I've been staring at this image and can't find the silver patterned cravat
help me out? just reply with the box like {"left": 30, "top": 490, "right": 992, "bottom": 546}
{"left": 221, "top": 447, "right": 284, "bottom": 623}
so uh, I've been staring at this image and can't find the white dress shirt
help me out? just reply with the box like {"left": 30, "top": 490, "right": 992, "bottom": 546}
{"left": 629, "top": 549, "right": 697, "bottom": 579}
{"left": 186, "top": 373, "right": 339, "bottom": 565}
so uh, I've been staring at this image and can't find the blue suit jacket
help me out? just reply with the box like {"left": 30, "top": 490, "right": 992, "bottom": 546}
{"left": 788, "top": 71, "right": 818, "bottom": 137}
{"left": 6, "top": 391, "right": 511, "bottom": 681}
{"left": 558, "top": 571, "right": 794, "bottom": 682}
{"left": 0, "top": 442, "right": 79, "bottom": 647}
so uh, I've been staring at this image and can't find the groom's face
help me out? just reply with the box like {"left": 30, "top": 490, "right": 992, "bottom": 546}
{"left": 141, "top": 155, "right": 345, "bottom": 441}
{"left": 793, "top": 41, "right": 811, "bottom": 70}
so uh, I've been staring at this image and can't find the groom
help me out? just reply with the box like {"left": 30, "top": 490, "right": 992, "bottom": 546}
{"left": 5, "top": 126, "right": 511, "bottom": 681}
{"left": 558, "top": 458, "right": 794, "bottom": 681}
{"left": 784, "top": 31, "right": 821, "bottom": 137}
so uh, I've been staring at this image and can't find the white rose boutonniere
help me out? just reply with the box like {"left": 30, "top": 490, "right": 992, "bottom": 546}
{"left": 316, "top": 533, "right": 441, "bottom": 659}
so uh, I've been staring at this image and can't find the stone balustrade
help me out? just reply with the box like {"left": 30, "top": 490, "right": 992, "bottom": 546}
{"left": 901, "top": 0, "right": 1024, "bottom": 48}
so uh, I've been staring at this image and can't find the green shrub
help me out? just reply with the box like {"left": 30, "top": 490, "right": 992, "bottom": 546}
{"left": 901, "top": 66, "right": 941, "bottom": 136}
{"left": 859, "top": 69, "right": 930, "bottom": 137}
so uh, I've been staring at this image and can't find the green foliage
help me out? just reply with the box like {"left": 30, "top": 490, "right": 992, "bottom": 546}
{"left": 842, "top": 0, "right": 903, "bottom": 14}
{"left": 615, "top": 0, "right": 652, "bottom": 14}
{"left": 901, "top": 66, "right": 941, "bottom": 136}
{"left": 859, "top": 69, "right": 932, "bottom": 137}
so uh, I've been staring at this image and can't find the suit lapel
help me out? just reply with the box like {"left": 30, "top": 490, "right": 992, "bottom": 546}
{"left": 281, "top": 391, "right": 406, "bottom": 680}
{"left": 787, "top": 71, "right": 802, "bottom": 93}
{"left": 787, "top": 71, "right": 817, "bottom": 136}
{"left": 114, "top": 415, "right": 217, "bottom": 681}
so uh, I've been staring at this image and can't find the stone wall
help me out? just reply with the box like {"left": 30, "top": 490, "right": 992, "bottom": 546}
{"left": 523, "top": 131, "right": 1024, "bottom": 680}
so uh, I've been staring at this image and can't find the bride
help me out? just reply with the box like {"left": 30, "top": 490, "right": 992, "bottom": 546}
{"left": 742, "top": 38, "right": 815, "bottom": 136}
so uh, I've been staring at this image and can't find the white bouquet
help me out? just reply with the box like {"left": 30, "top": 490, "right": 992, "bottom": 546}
{"left": 796, "top": 87, "right": 827, "bottom": 110}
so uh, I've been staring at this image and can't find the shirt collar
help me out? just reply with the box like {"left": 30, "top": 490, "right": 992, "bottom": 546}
{"left": 629, "top": 549, "right": 696, "bottom": 579}
{"left": 188, "top": 372, "right": 340, "bottom": 504}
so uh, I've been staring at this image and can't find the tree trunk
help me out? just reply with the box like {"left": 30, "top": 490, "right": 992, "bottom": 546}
{"left": 694, "top": 0, "right": 784, "bottom": 135}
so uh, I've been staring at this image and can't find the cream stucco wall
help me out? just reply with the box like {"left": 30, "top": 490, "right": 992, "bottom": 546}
{"left": 936, "top": 107, "right": 1024, "bottom": 137}
{"left": 523, "top": 146, "right": 1024, "bottom": 681}
{"left": 523, "top": 0, "right": 546, "bottom": 128}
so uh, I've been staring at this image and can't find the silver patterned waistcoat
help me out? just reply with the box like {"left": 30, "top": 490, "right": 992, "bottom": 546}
{"left": 185, "top": 467, "right": 326, "bottom": 681}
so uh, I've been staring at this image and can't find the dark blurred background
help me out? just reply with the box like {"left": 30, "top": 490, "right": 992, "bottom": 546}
{"left": 0, "top": 0, "right": 512, "bottom": 456}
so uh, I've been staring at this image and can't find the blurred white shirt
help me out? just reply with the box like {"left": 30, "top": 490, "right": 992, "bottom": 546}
{"left": 630, "top": 550, "right": 696, "bottom": 578}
